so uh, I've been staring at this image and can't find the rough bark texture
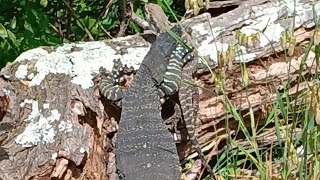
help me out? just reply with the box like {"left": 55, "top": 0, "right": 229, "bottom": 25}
{"left": 0, "top": 0, "right": 319, "bottom": 179}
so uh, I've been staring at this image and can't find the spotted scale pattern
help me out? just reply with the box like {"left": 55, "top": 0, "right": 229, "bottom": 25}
{"left": 158, "top": 42, "right": 194, "bottom": 97}
{"left": 99, "top": 59, "right": 125, "bottom": 101}
{"left": 99, "top": 26, "right": 194, "bottom": 179}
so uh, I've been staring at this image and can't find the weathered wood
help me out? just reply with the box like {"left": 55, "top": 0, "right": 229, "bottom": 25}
{"left": 0, "top": 0, "right": 319, "bottom": 179}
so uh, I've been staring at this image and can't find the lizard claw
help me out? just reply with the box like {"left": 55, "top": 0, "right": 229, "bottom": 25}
{"left": 184, "top": 53, "right": 194, "bottom": 63}
{"left": 99, "top": 66, "right": 107, "bottom": 74}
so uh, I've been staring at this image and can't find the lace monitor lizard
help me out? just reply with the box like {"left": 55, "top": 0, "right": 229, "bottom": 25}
{"left": 99, "top": 26, "right": 193, "bottom": 180}
{"left": 143, "top": 3, "right": 214, "bottom": 178}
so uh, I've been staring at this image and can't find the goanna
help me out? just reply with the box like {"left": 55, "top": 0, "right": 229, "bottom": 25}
{"left": 99, "top": 26, "right": 193, "bottom": 180}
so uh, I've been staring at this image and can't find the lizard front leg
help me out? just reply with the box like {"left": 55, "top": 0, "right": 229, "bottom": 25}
{"left": 162, "top": 98, "right": 183, "bottom": 142}
{"left": 161, "top": 45, "right": 215, "bottom": 178}
{"left": 99, "top": 59, "right": 127, "bottom": 102}
{"left": 158, "top": 42, "right": 193, "bottom": 143}
{"left": 99, "top": 59, "right": 130, "bottom": 180}
{"left": 158, "top": 43, "right": 194, "bottom": 97}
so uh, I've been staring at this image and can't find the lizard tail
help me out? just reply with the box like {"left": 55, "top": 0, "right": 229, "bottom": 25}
{"left": 181, "top": 86, "right": 215, "bottom": 179}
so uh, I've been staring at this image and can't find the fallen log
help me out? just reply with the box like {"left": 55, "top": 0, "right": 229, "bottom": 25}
{"left": 0, "top": 0, "right": 319, "bottom": 179}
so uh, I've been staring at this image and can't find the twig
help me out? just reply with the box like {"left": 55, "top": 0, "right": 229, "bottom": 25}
{"left": 62, "top": 0, "right": 95, "bottom": 41}
{"left": 65, "top": 0, "right": 73, "bottom": 40}
{"left": 99, "top": 24, "right": 114, "bottom": 39}
{"left": 117, "top": 0, "right": 129, "bottom": 37}
{"left": 81, "top": 0, "right": 116, "bottom": 40}
{"left": 49, "top": 23, "right": 64, "bottom": 39}
{"left": 98, "top": 0, "right": 116, "bottom": 19}
{"left": 129, "top": 3, "right": 152, "bottom": 30}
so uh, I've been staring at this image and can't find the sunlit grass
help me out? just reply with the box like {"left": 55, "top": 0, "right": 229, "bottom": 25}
{"left": 163, "top": 1, "right": 320, "bottom": 179}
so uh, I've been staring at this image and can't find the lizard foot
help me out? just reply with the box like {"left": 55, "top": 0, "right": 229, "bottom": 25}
{"left": 99, "top": 59, "right": 130, "bottom": 101}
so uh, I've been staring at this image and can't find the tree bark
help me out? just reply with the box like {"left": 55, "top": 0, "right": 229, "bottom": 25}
{"left": 0, "top": 0, "right": 319, "bottom": 179}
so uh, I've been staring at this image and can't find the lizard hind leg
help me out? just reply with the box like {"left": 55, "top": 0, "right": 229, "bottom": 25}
{"left": 162, "top": 98, "right": 183, "bottom": 143}
{"left": 158, "top": 43, "right": 194, "bottom": 97}
{"left": 99, "top": 59, "right": 126, "bottom": 101}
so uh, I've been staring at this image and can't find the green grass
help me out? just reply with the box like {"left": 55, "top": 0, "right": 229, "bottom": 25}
{"left": 166, "top": 2, "right": 320, "bottom": 180}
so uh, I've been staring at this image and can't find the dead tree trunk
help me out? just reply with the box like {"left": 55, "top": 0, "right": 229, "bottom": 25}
{"left": 0, "top": 0, "right": 319, "bottom": 179}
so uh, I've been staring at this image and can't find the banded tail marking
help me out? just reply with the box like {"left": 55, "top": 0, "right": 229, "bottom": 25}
{"left": 99, "top": 59, "right": 124, "bottom": 101}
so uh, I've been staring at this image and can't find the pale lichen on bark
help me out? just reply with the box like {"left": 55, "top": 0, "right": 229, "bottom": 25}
{"left": 0, "top": 0, "right": 319, "bottom": 179}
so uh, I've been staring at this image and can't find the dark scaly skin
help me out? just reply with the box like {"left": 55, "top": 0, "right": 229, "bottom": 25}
{"left": 116, "top": 66, "right": 181, "bottom": 179}
{"left": 100, "top": 26, "right": 193, "bottom": 180}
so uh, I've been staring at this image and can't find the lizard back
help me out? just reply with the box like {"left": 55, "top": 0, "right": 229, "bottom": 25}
{"left": 116, "top": 26, "right": 184, "bottom": 180}
{"left": 116, "top": 67, "right": 181, "bottom": 179}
